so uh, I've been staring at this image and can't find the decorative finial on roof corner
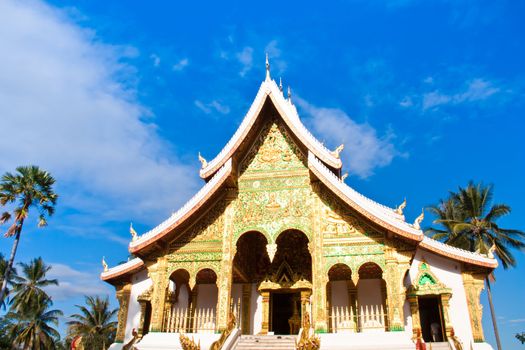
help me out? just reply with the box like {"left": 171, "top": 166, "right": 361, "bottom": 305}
{"left": 279, "top": 77, "right": 283, "bottom": 92}
{"left": 287, "top": 86, "right": 292, "bottom": 102}
{"left": 341, "top": 172, "right": 348, "bottom": 181}
{"left": 198, "top": 152, "right": 207, "bottom": 169}
{"left": 265, "top": 53, "right": 270, "bottom": 80}
{"left": 488, "top": 243, "right": 496, "bottom": 259}
{"left": 102, "top": 256, "right": 108, "bottom": 272}
{"left": 395, "top": 198, "right": 407, "bottom": 215}
{"left": 413, "top": 209, "right": 425, "bottom": 230}
{"left": 130, "top": 222, "right": 138, "bottom": 241}
{"left": 331, "top": 144, "right": 344, "bottom": 159}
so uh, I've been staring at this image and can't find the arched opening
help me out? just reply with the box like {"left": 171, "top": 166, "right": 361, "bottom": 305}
{"left": 164, "top": 269, "right": 190, "bottom": 332}
{"left": 327, "top": 263, "right": 356, "bottom": 333}
{"left": 194, "top": 268, "right": 218, "bottom": 333}
{"left": 232, "top": 231, "right": 270, "bottom": 335}
{"left": 357, "top": 262, "right": 387, "bottom": 332}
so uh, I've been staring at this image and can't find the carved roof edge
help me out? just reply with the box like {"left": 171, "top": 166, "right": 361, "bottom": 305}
{"left": 199, "top": 78, "right": 342, "bottom": 179}
{"left": 100, "top": 257, "right": 144, "bottom": 282}
{"left": 129, "top": 158, "right": 233, "bottom": 253}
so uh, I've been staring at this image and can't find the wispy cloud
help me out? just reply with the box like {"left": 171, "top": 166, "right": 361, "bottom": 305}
{"left": 194, "top": 100, "right": 230, "bottom": 115}
{"left": 172, "top": 57, "right": 189, "bottom": 71}
{"left": 46, "top": 263, "right": 111, "bottom": 301}
{"left": 236, "top": 46, "right": 253, "bottom": 77}
{"left": 150, "top": 53, "right": 160, "bottom": 67}
{"left": 296, "top": 97, "right": 401, "bottom": 178}
{"left": 0, "top": 0, "right": 199, "bottom": 234}
{"left": 422, "top": 78, "right": 500, "bottom": 110}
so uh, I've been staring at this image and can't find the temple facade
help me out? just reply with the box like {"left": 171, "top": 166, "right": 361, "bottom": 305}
{"left": 102, "top": 63, "right": 497, "bottom": 350}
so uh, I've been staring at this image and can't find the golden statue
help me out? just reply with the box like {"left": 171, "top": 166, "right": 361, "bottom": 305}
{"left": 123, "top": 328, "right": 139, "bottom": 350}
{"left": 209, "top": 311, "right": 236, "bottom": 350}
{"left": 395, "top": 198, "right": 406, "bottom": 215}
{"left": 331, "top": 144, "right": 344, "bottom": 159}
{"left": 198, "top": 152, "right": 208, "bottom": 169}
{"left": 413, "top": 209, "right": 424, "bottom": 230}
{"left": 295, "top": 311, "right": 320, "bottom": 350}
{"left": 180, "top": 333, "right": 201, "bottom": 350}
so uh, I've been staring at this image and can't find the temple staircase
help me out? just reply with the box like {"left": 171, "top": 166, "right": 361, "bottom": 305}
{"left": 426, "top": 342, "right": 451, "bottom": 350}
{"left": 234, "top": 335, "right": 296, "bottom": 350}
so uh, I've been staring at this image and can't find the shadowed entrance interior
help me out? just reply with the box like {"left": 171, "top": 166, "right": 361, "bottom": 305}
{"left": 271, "top": 292, "right": 300, "bottom": 334}
{"left": 419, "top": 296, "right": 445, "bottom": 342}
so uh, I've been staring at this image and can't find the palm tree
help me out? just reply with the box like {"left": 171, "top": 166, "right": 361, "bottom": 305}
{"left": 67, "top": 296, "right": 118, "bottom": 350}
{"left": 0, "top": 165, "right": 58, "bottom": 304}
{"left": 426, "top": 181, "right": 525, "bottom": 350}
{"left": 0, "top": 253, "right": 17, "bottom": 310}
{"left": 6, "top": 294, "right": 63, "bottom": 349}
{"left": 11, "top": 257, "right": 58, "bottom": 313}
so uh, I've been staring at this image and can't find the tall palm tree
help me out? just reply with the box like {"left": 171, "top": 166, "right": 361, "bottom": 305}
{"left": 426, "top": 181, "right": 525, "bottom": 350}
{"left": 0, "top": 165, "right": 58, "bottom": 304}
{"left": 6, "top": 294, "right": 63, "bottom": 349}
{"left": 67, "top": 296, "right": 118, "bottom": 350}
{"left": 0, "top": 253, "right": 17, "bottom": 310}
{"left": 11, "top": 257, "right": 58, "bottom": 313}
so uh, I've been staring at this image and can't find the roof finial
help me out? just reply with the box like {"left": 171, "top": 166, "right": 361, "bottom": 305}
{"left": 279, "top": 77, "right": 283, "bottom": 92}
{"left": 198, "top": 152, "right": 208, "bottom": 169}
{"left": 102, "top": 256, "right": 108, "bottom": 272}
{"left": 395, "top": 198, "right": 407, "bottom": 215}
{"left": 413, "top": 209, "right": 425, "bottom": 230}
{"left": 341, "top": 172, "right": 349, "bottom": 181}
{"left": 265, "top": 53, "right": 270, "bottom": 80}
{"left": 287, "top": 86, "right": 292, "bottom": 101}
{"left": 130, "top": 222, "right": 138, "bottom": 241}
{"left": 331, "top": 144, "right": 344, "bottom": 159}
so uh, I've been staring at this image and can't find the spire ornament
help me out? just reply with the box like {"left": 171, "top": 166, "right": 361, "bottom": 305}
{"left": 488, "top": 243, "right": 496, "bottom": 258}
{"left": 198, "top": 152, "right": 208, "bottom": 169}
{"left": 102, "top": 256, "right": 108, "bottom": 272}
{"left": 331, "top": 144, "right": 344, "bottom": 159}
{"left": 130, "top": 223, "right": 138, "bottom": 241}
{"left": 413, "top": 209, "right": 425, "bottom": 230}
{"left": 341, "top": 173, "right": 349, "bottom": 181}
{"left": 395, "top": 198, "right": 407, "bottom": 215}
{"left": 279, "top": 77, "right": 283, "bottom": 92}
{"left": 287, "top": 86, "right": 292, "bottom": 102}
{"left": 265, "top": 53, "right": 270, "bottom": 80}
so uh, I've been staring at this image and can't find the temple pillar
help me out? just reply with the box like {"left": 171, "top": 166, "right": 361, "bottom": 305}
{"left": 311, "top": 182, "right": 327, "bottom": 332}
{"left": 188, "top": 284, "right": 198, "bottom": 333}
{"left": 441, "top": 292, "right": 453, "bottom": 338}
{"left": 462, "top": 271, "right": 486, "bottom": 342}
{"left": 216, "top": 192, "right": 236, "bottom": 331}
{"left": 407, "top": 295, "right": 421, "bottom": 340}
{"left": 148, "top": 257, "right": 169, "bottom": 332}
{"left": 261, "top": 291, "right": 270, "bottom": 334}
{"left": 384, "top": 248, "right": 404, "bottom": 331}
{"left": 300, "top": 290, "right": 312, "bottom": 325}
{"left": 115, "top": 283, "right": 132, "bottom": 343}
{"left": 241, "top": 283, "right": 252, "bottom": 334}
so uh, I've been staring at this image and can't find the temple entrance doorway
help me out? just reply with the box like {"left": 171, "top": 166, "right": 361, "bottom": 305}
{"left": 418, "top": 296, "right": 445, "bottom": 342}
{"left": 270, "top": 292, "right": 300, "bottom": 335}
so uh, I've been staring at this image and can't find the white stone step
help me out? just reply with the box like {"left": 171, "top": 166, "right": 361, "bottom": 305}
{"left": 234, "top": 335, "right": 296, "bottom": 350}
{"left": 426, "top": 342, "right": 451, "bottom": 350}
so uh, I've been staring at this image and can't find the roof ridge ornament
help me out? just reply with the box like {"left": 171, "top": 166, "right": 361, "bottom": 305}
{"left": 198, "top": 152, "right": 208, "bottom": 169}
{"left": 130, "top": 222, "right": 138, "bottom": 241}
{"left": 279, "top": 77, "right": 283, "bottom": 92}
{"left": 102, "top": 256, "right": 108, "bottom": 272}
{"left": 331, "top": 144, "right": 344, "bottom": 159}
{"left": 395, "top": 198, "right": 407, "bottom": 215}
{"left": 413, "top": 209, "right": 425, "bottom": 230}
{"left": 265, "top": 53, "right": 270, "bottom": 80}
{"left": 341, "top": 172, "right": 349, "bottom": 181}
{"left": 287, "top": 86, "right": 292, "bottom": 102}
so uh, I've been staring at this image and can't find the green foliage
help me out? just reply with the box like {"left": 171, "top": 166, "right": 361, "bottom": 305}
{"left": 426, "top": 181, "right": 525, "bottom": 269}
{"left": 11, "top": 257, "right": 58, "bottom": 313}
{"left": 517, "top": 332, "right": 525, "bottom": 344}
{"left": 67, "top": 295, "right": 118, "bottom": 350}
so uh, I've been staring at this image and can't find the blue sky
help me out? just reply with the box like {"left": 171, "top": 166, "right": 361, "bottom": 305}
{"left": 0, "top": 0, "right": 524, "bottom": 348}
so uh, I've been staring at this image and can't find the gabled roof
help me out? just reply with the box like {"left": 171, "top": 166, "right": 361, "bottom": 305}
{"left": 100, "top": 257, "right": 144, "bottom": 283}
{"left": 307, "top": 151, "right": 498, "bottom": 269}
{"left": 129, "top": 158, "right": 232, "bottom": 253}
{"left": 199, "top": 76, "right": 342, "bottom": 179}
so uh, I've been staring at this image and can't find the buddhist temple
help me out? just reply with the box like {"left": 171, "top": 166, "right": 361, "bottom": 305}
{"left": 102, "top": 58, "right": 497, "bottom": 350}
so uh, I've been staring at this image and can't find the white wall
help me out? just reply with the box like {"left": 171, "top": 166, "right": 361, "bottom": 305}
{"left": 173, "top": 283, "right": 190, "bottom": 311}
{"left": 357, "top": 279, "right": 382, "bottom": 308}
{"left": 330, "top": 281, "right": 350, "bottom": 308}
{"left": 251, "top": 283, "right": 263, "bottom": 335}
{"left": 125, "top": 269, "right": 152, "bottom": 343}
{"left": 196, "top": 284, "right": 218, "bottom": 311}
{"left": 409, "top": 249, "right": 474, "bottom": 346}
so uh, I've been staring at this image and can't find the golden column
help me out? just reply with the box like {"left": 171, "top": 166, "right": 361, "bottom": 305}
{"left": 384, "top": 247, "right": 404, "bottom": 331}
{"left": 462, "top": 271, "right": 486, "bottom": 342}
{"left": 115, "top": 283, "right": 132, "bottom": 343}
{"left": 407, "top": 295, "right": 421, "bottom": 340}
{"left": 148, "top": 257, "right": 169, "bottom": 332}
{"left": 261, "top": 291, "right": 271, "bottom": 334}
{"left": 440, "top": 292, "right": 453, "bottom": 338}
{"left": 216, "top": 191, "right": 236, "bottom": 331}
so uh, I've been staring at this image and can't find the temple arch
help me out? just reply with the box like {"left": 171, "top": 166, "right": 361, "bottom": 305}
{"left": 193, "top": 268, "right": 218, "bottom": 333}
{"left": 326, "top": 263, "right": 356, "bottom": 333}
{"left": 357, "top": 262, "right": 388, "bottom": 332}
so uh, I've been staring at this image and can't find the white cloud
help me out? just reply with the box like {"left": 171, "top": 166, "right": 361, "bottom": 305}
{"left": 45, "top": 263, "right": 111, "bottom": 301}
{"left": 150, "top": 53, "right": 160, "bottom": 67}
{"left": 422, "top": 78, "right": 500, "bottom": 110}
{"left": 172, "top": 57, "right": 189, "bottom": 71}
{"left": 236, "top": 46, "right": 253, "bottom": 77}
{"left": 296, "top": 98, "right": 400, "bottom": 178}
{"left": 0, "top": 0, "right": 199, "bottom": 228}
{"left": 194, "top": 100, "right": 230, "bottom": 115}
